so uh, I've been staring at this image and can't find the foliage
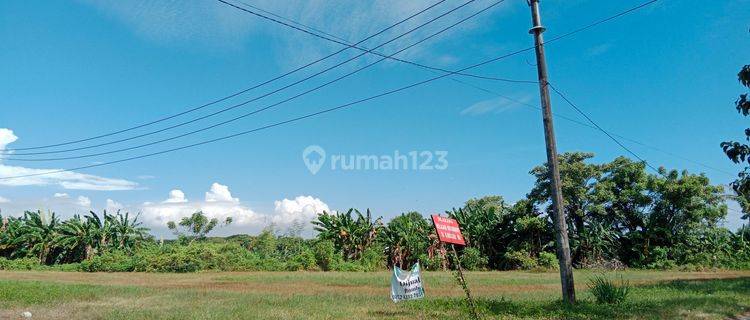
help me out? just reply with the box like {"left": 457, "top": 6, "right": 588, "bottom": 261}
{"left": 588, "top": 274, "right": 630, "bottom": 304}
{"left": 537, "top": 252, "right": 559, "bottom": 270}
{"left": 720, "top": 61, "right": 750, "bottom": 220}
{"left": 378, "top": 212, "right": 430, "bottom": 269}
{"left": 0, "top": 154, "right": 748, "bottom": 273}
{"left": 503, "top": 250, "right": 538, "bottom": 270}
{"left": 167, "top": 211, "right": 232, "bottom": 243}
{"left": 313, "top": 209, "right": 382, "bottom": 261}
{"left": 459, "top": 247, "right": 487, "bottom": 271}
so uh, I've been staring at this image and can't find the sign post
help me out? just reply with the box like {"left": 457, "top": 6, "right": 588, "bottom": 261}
{"left": 431, "top": 215, "right": 479, "bottom": 319}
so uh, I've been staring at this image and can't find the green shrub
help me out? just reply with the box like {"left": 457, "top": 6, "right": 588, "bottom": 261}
{"left": 588, "top": 275, "right": 629, "bottom": 304}
{"left": 313, "top": 240, "right": 339, "bottom": 271}
{"left": 646, "top": 247, "right": 677, "bottom": 270}
{"left": 418, "top": 253, "right": 446, "bottom": 271}
{"left": 460, "top": 247, "right": 488, "bottom": 271}
{"left": 356, "top": 246, "right": 385, "bottom": 272}
{"left": 503, "top": 250, "right": 537, "bottom": 270}
{"left": 0, "top": 257, "right": 43, "bottom": 270}
{"left": 537, "top": 252, "right": 559, "bottom": 270}
{"left": 80, "top": 250, "right": 135, "bottom": 272}
{"left": 332, "top": 261, "right": 364, "bottom": 272}
{"left": 287, "top": 248, "right": 318, "bottom": 271}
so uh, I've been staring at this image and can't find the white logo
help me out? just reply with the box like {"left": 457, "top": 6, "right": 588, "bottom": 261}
{"left": 302, "top": 145, "right": 326, "bottom": 175}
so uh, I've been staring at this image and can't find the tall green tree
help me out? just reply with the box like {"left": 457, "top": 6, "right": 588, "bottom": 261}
{"left": 54, "top": 214, "right": 98, "bottom": 261}
{"left": 110, "top": 211, "right": 149, "bottom": 250}
{"left": 721, "top": 62, "right": 750, "bottom": 221}
{"left": 528, "top": 152, "right": 602, "bottom": 263}
{"left": 379, "top": 212, "right": 430, "bottom": 269}
{"left": 18, "top": 211, "right": 59, "bottom": 264}
{"left": 167, "top": 211, "right": 233, "bottom": 243}
{"left": 313, "top": 209, "right": 382, "bottom": 260}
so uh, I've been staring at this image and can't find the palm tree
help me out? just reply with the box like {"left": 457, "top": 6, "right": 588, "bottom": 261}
{"left": 86, "top": 210, "right": 114, "bottom": 250}
{"left": 379, "top": 212, "right": 430, "bottom": 269}
{"left": 313, "top": 209, "right": 382, "bottom": 260}
{"left": 0, "top": 214, "right": 26, "bottom": 259}
{"left": 110, "top": 211, "right": 149, "bottom": 249}
{"left": 18, "top": 210, "right": 59, "bottom": 264}
{"left": 54, "top": 214, "right": 98, "bottom": 261}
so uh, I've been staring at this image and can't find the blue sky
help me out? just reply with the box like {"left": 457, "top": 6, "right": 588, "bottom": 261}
{"left": 1, "top": 0, "right": 748, "bottom": 236}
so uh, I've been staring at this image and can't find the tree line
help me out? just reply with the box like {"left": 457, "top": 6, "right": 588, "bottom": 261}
{"left": 0, "top": 152, "right": 748, "bottom": 272}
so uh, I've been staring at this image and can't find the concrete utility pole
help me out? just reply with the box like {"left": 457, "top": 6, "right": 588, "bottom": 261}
{"left": 527, "top": 0, "right": 576, "bottom": 304}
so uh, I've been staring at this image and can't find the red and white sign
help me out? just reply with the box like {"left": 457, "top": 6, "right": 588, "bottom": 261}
{"left": 431, "top": 215, "right": 466, "bottom": 246}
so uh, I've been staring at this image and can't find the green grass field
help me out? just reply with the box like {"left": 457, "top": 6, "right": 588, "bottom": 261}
{"left": 0, "top": 270, "right": 748, "bottom": 319}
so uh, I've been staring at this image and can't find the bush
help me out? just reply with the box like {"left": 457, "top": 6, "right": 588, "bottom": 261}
{"left": 646, "top": 247, "right": 677, "bottom": 270}
{"left": 503, "top": 250, "right": 538, "bottom": 270}
{"left": 418, "top": 253, "right": 446, "bottom": 271}
{"left": 80, "top": 250, "right": 135, "bottom": 272}
{"left": 537, "top": 252, "right": 559, "bottom": 270}
{"left": 588, "top": 275, "right": 629, "bottom": 304}
{"left": 460, "top": 247, "right": 488, "bottom": 271}
{"left": 356, "top": 246, "right": 385, "bottom": 272}
{"left": 313, "top": 240, "right": 339, "bottom": 271}
{"left": 0, "top": 257, "right": 43, "bottom": 270}
{"left": 287, "top": 248, "right": 318, "bottom": 271}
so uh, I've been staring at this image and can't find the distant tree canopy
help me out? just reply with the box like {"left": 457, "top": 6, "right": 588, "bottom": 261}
{"left": 721, "top": 63, "right": 750, "bottom": 220}
{"left": 167, "top": 211, "right": 232, "bottom": 243}
{"left": 0, "top": 154, "right": 748, "bottom": 272}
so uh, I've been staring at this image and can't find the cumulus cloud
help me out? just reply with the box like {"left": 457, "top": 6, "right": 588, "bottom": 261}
{"left": 0, "top": 129, "right": 138, "bottom": 191}
{"left": 53, "top": 193, "right": 69, "bottom": 198}
{"left": 272, "top": 196, "right": 330, "bottom": 227}
{"left": 0, "top": 196, "right": 9, "bottom": 203}
{"left": 76, "top": 196, "right": 92, "bottom": 208}
{"left": 141, "top": 183, "right": 262, "bottom": 228}
{"left": 136, "top": 183, "right": 330, "bottom": 235}
{"left": 205, "top": 183, "right": 238, "bottom": 203}
{"left": 163, "top": 189, "right": 187, "bottom": 203}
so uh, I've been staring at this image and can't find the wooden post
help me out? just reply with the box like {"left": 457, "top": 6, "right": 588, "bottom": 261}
{"left": 527, "top": 0, "right": 576, "bottom": 304}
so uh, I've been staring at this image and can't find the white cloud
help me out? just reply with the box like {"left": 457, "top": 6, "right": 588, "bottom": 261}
{"left": 136, "top": 183, "right": 330, "bottom": 234}
{"left": 106, "top": 199, "right": 124, "bottom": 212}
{"left": 205, "top": 183, "right": 238, "bottom": 203}
{"left": 0, "top": 128, "right": 139, "bottom": 191}
{"left": 76, "top": 196, "right": 92, "bottom": 208}
{"left": 163, "top": 189, "right": 188, "bottom": 203}
{"left": 53, "top": 193, "right": 69, "bottom": 198}
{"left": 0, "top": 196, "right": 10, "bottom": 203}
{"left": 460, "top": 96, "right": 531, "bottom": 116}
{"left": 0, "top": 129, "right": 18, "bottom": 152}
{"left": 272, "top": 195, "right": 330, "bottom": 227}
{"left": 140, "top": 183, "right": 262, "bottom": 228}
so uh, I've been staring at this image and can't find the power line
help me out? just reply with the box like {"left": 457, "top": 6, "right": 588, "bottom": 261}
{"left": 2, "top": 0, "right": 531, "bottom": 153}
{"left": 0, "top": 0, "right": 659, "bottom": 180}
{"left": 233, "top": 0, "right": 733, "bottom": 178}
{"left": 547, "top": 83, "right": 741, "bottom": 216}
{"left": 548, "top": 82, "right": 661, "bottom": 173}
{"left": 4, "top": 0, "right": 480, "bottom": 157}
{"left": 461, "top": 79, "right": 736, "bottom": 178}
{"left": 216, "top": 0, "right": 537, "bottom": 84}
{"left": 3, "top": 0, "right": 503, "bottom": 161}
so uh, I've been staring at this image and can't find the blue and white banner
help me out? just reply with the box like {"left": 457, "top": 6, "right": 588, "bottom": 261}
{"left": 391, "top": 262, "right": 425, "bottom": 302}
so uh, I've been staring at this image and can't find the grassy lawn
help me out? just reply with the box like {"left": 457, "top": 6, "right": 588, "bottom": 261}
{"left": 0, "top": 270, "right": 748, "bottom": 319}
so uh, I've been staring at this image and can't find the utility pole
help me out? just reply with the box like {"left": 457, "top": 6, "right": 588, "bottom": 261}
{"left": 527, "top": 0, "right": 576, "bottom": 304}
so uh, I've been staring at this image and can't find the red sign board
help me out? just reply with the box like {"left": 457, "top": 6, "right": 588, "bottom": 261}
{"left": 431, "top": 215, "right": 466, "bottom": 246}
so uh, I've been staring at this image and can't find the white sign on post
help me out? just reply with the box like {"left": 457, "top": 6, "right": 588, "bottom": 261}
{"left": 390, "top": 262, "right": 425, "bottom": 302}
